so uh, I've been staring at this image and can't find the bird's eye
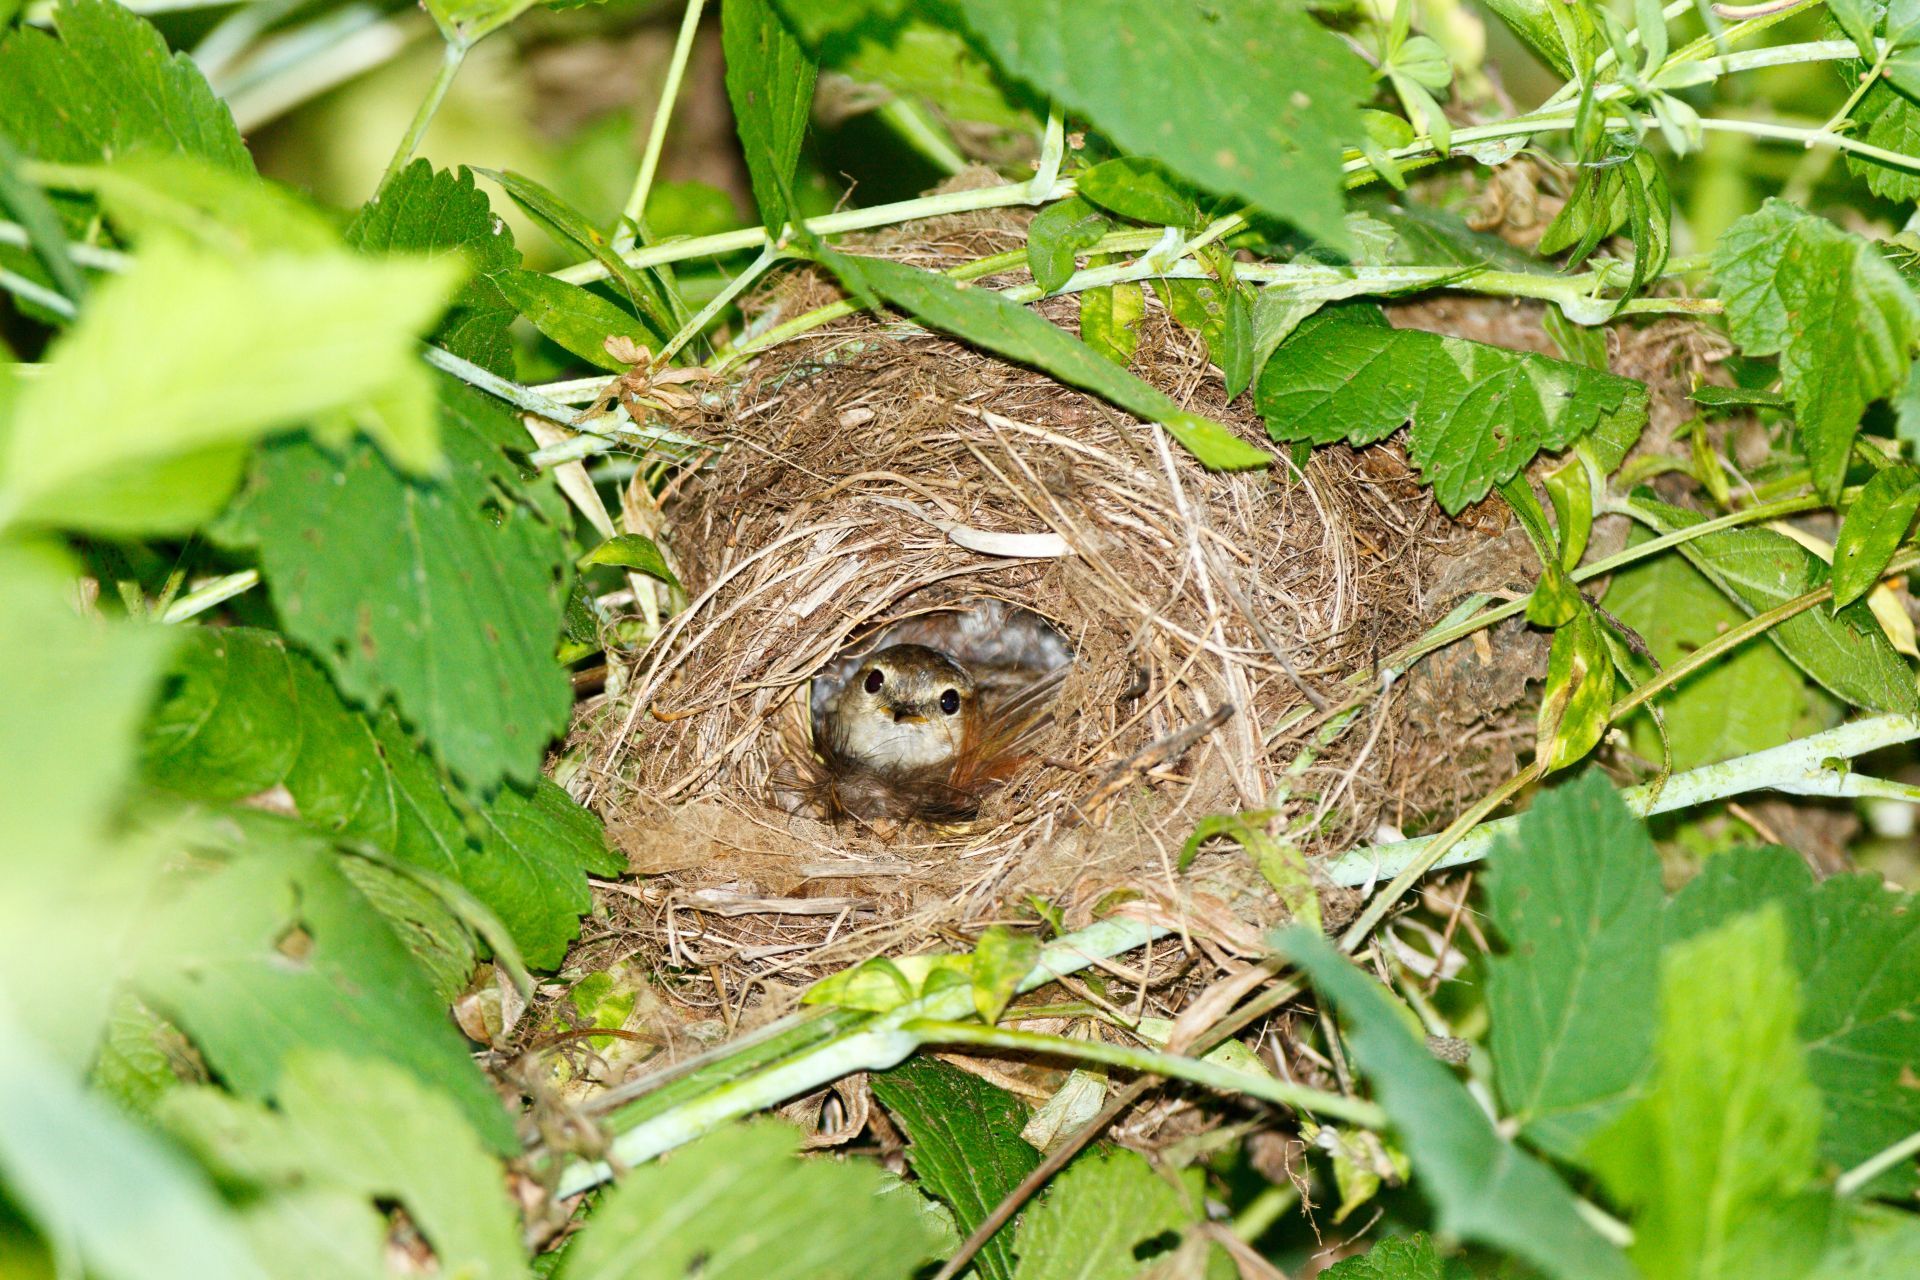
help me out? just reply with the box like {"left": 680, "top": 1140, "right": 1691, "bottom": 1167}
{"left": 939, "top": 688, "right": 961, "bottom": 715}
{"left": 863, "top": 668, "right": 884, "bottom": 694}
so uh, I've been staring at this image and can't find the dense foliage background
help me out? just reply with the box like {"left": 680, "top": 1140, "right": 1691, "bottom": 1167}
{"left": 6, "top": 0, "right": 1920, "bottom": 1275}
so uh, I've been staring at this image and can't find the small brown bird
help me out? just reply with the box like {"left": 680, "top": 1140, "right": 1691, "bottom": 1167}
{"left": 802, "top": 603, "right": 1070, "bottom": 824}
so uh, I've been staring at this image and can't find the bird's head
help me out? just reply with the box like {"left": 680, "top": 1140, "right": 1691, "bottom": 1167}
{"left": 824, "top": 644, "right": 981, "bottom": 773}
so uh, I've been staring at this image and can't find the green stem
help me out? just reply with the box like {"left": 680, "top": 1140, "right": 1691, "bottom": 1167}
{"left": 419, "top": 345, "right": 706, "bottom": 454}
{"left": 160, "top": 570, "right": 261, "bottom": 624}
{"left": 878, "top": 98, "right": 968, "bottom": 175}
{"left": 618, "top": 0, "right": 707, "bottom": 239}
{"left": 379, "top": 40, "right": 465, "bottom": 189}
{"left": 901, "top": 1020, "right": 1389, "bottom": 1129}
{"left": 1836, "top": 1126, "right": 1920, "bottom": 1196}
{"left": 1697, "top": 114, "right": 1920, "bottom": 171}
{"left": 657, "top": 244, "right": 782, "bottom": 364}
{"left": 0, "top": 267, "right": 77, "bottom": 318}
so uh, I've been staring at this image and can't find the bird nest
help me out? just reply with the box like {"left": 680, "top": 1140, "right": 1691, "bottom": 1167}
{"left": 569, "top": 226, "right": 1551, "bottom": 1031}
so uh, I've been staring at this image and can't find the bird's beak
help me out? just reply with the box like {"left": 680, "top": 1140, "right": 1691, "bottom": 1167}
{"left": 890, "top": 708, "right": 927, "bottom": 725}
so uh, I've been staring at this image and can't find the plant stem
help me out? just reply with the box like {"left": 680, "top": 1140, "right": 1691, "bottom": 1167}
{"left": 657, "top": 244, "right": 781, "bottom": 364}
{"left": 1697, "top": 115, "right": 1920, "bottom": 172}
{"left": 379, "top": 39, "right": 465, "bottom": 189}
{"left": 1836, "top": 1126, "right": 1920, "bottom": 1196}
{"left": 901, "top": 1020, "right": 1389, "bottom": 1129}
{"left": 420, "top": 345, "right": 705, "bottom": 453}
{"left": 618, "top": 0, "right": 707, "bottom": 241}
{"left": 160, "top": 570, "right": 262, "bottom": 624}
{"left": 0, "top": 268, "right": 77, "bottom": 318}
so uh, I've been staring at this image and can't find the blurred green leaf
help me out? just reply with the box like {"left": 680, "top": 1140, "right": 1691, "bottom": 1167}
{"left": 951, "top": 0, "right": 1370, "bottom": 248}
{"left": 54, "top": 153, "right": 336, "bottom": 255}
{"left": 0, "top": 134, "right": 85, "bottom": 304}
{"left": 229, "top": 1190, "right": 388, "bottom": 1280}
{"left": 1588, "top": 908, "right": 1832, "bottom": 1280}
{"left": 835, "top": 20, "right": 1034, "bottom": 132}
{"left": 1011, "top": 1147, "right": 1201, "bottom": 1280}
{"left": 722, "top": 0, "right": 817, "bottom": 233}
{"left": 427, "top": 0, "right": 536, "bottom": 47}
{"left": 1535, "top": 605, "right": 1614, "bottom": 771}
{"left": 870, "top": 1056, "right": 1040, "bottom": 1280}
{"left": 1714, "top": 200, "right": 1920, "bottom": 503}
{"left": 1832, "top": 464, "right": 1920, "bottom": 611}
{"left": 1026, "top": 195, "right": 1112, "bottom": 294}
{"left": 1258, "top": 305, "right": 1647, "bottom": 513}
{"left": 222, "top": 378, "right": 576, "bottom": 790}
{"left": 0, "top": 241, "right": 457, "bottom": 535}
{"left": 1277, "top": 926, "right": 1635, "bottom": 1280}
{"left": 91, "top": 995, "right": 198, "bottom": 1115}
{"left": 1631, "top": 496, "right": 1920, "bottom": 714}
{"left": 581, "top": 532, "right": 680, "bottom": 587}
{"left": 1809, "top": 1206, "right": 1920, "bottom": 1278}
{"left": 1484, "top": 772, "right": 1661, "bottom": 1159}
{"left": 1076, "top": 156, "right": 1202, "bottom": 229}
{"left": 350, "top": 161, "right": 521, "bottom": 378}
{"left": 497, "top": 269, "right": 656, "bottom": 371}
{"left": 818, "top": 250, "right": 1270, "bottom": 470}
{"left": 558, "top": 1121, "right": 945, "bottom": 1279}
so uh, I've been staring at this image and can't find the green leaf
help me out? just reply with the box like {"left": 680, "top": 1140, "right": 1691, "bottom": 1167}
{"left": 1851, "top": 77, "right": 1920, "bottom": 203}
{"left": 0, "top": 241, "right": 457, "bottom": 535}
{"left": 1690, "top": 384, "right": 1790, "bottom": 410}
{"left": 497, "top": 268, "right": 655, "bottom": 371}
{"left": 722, "top": 0, "right": 817, "bottom": 233}
{"left": 138, "top": 822, "right": 518, "bottom": 1153}
{"left": 1182, "top": 809, "right": 1319, "bottom": 928}
{"left": 1276, "top": 926, "right": 1635, "bottom": 1280}
{"left": 1078, "top": 277, "right": 1144, "bottom": 366}
{"left": 1809, "top": 1206, "right": 1920, "bottom": 1279}
{"left": 1156, "top": 270, "right": 1255, "bottom": 397}
{"left": 949, "top": 0, "right": 1371, "bottom": 248}
{"left": 0, "top": 0, "right": 250, "bottom": 174}
{"left": 1535, "top": 605, "right": 1614, "bottom": 772}
{"left": 140, "top": 627, "right": 621, "bottom": 968}
{"left": 1026, "top": 196, "right": 1113, "bottom": 294}
{"left": 0, "top": 134, "right": 85, "bottom": 303}
{"left": 970, "top": 926, "right": 1039, "bottom": 1024}
{"left": 1484, "top": 772, "right": 1662, "bottom": 1159}
{"left": 54, "top": 152, "right": 337, "bottom": 256}
{"left": 1011, "top": 1148, "right": 1200, "bottom": 1280}
{"left": 348, "top": 161, "right": 520, "bottom": 378}
{"left": 581, "top": 532, "right": 681, "bottom": 588}
{"left": 1668, "top": 847, "right": 1920, "bottom": 1199}
{"left": 1587, "top": 908, "right": 1831, "bottom": 1280}
{"left": 1631, "top": 495, "right": 1920, "bottom": 714}
{"left": 558, "top": 1121, "right": 944, "bottom": 1280}
{"left": 222, "top": 378, "right": 577, "bottom": 789}
{"left": 818, "top": 250, "right": 1270, "bottom": 470}
{"left": 425, "top": 0, "right": 535, "bottom": 47}
{"left": 1075, "top": 156, "right": 1202, "bottom": 229}
{"left": 1713, "top": 200, "right": 1920, "bottom": 502}
{"left": 1323, "top": 1233, "right": 1466, "bottom": 1279}
{"left": 870, "top": 1056, "right": 1040, "bottom": 1280}
{"left": 1833, "top": 464, "right": 1920, "bottom": 610}
{"left": 1257, "top": 305, "right": 1648, "bottom": 513}
{"left": 1475, "top": 0, "right": 1575, "bottom": 76}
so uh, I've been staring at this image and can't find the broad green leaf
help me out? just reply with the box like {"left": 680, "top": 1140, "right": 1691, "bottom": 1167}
{"left": 1011, "top": 1147, "right": 1201, "bottom": 1280}
{"left": 54, "top": 153, "right": 336, "bottom": 255}
{"left": 177, "top": 1051, "right": 524, "bottom": 1279}
{"left": 222, "top": 378, "right": 577, "bottom": 790}
{"left": 1026, "top": 196, "right": 1113, "bottom": 294}
{"left": 1713, "top": 200, "right": 1920, "bottom": 501}
{"left": 1631, "top": 495, "right": 1920, "bottom": 714}
{"left": 1851, "top": 77, "right": 1920, "bottom": 203}
{"left": 1257, "top": 305, "right": 1648, "bottom": 513}
{"left": 91, "top": 996, "right": 196, "bottom": 1115}
{"left": 349, "top": 161, "right": 521, "bottom": 378}
{"left": 0, "top": 1001, "right": 269, "bottom": 1280}
{"left": 581, "top": 532, "right": 681, "bottom": 588}
{"left": 1277, "top": 926, "right": 1635, "bottom": 1280}
{"left": 1484, "top": 772, "right": 1662, "bottom": 1159}
{"left": 969, "top": 926, "right": 1038, "bottom": 1024}
{"left": 1475, "top": 0, "right": 1575, "bottom": 76}
{"left": 0, "top": 0, "right": 250, "bottom": 174}
{"left": 1535, "top": 605, "right": 1614, "bottom": 771}
{"left": 722, "top": 0, "right": 817, "bottom": 233}
{"left": 0, "top": 241, "right": 457, "bottom": 535}
{"left": 1323, "top": 1233, "right": 1466, "bottom": 1279}
{"left": 1587, "top": 909, "right": 1830, "bottom": 1280}
{"left": 1078, "top": 276, "right": 1144, "bottom": 366}
{"left": 558, "top": 1121, "right": 945, "bottom": 1280}
{"left": 1809, "top": 1206, "right": 1920, "bottom": 1279}
{"left": 1668, "top": 847, "right": 1920, "bottom": 1198}
{"left": 497, "top": 268, "right": 656, "bottom": 371}
{"left": 819, "top": 250, "right": 1271, "bottom": 470}
{"left": 870, "top": 1056, "right": 1040, "bottom": 1280}
{"left": 949, "top": 0, "right": 1371, "bottom": 248}
{"left": 1833, "top": 464, "right": 1920, "bottom": 610}
{"left": 1075, "top": 156, "right": 1202, "bottom": 229}
{"left": 140, "top": 627, "right": 621, "bottom": 968}
{"left": 231, "top": 1190, "right": 387, "bottom": 1280}
{"left": 837, "top": 20, "right": 1034, "bottom": 133}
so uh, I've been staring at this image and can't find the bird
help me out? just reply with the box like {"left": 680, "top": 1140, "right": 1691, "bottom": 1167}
{"left": 798, "top": 603, "right": 1071, "bottom": 824}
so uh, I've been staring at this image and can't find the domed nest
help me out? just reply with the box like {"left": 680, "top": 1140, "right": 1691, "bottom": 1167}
{"left": 568, "top": 213, "right": 1558, "bottom": 1023}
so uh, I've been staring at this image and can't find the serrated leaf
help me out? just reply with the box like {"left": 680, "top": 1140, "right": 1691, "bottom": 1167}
{"left": 1631, "top": 495, "right": 1920, "bottom": 714}
{"left": 0, "top": 0, "right": 250, "bottom": 174}
{"left": 1484, "top": 773, "right": 1662, "bottom": 1159}
{"left": 1833, "top": 464, "right": 1920, "bottom": 610}
{"left": 581, "top": 532, "right": 680, "bottom": 587}
{"left": 1323, "top": 1233, "right": 1465, "bottom": 1279}
{"left": 1668, "top": 847, "right": 1920, "bottom": 1198}
{"left": 1587, "top": 908, "right": 1831, "bottom": 1280}
{"left": 1713, "top": 200, "right": 1920, "bottom": 502}
{"left": 137, "top": 821, "right": 517, "bottom": 1152}
{"left": 558, "top": 1121, "right": 944, "bottom": 1280}
{"left": 1851, "top": 77, "right": 1920, "bottom": 202}
{"left": 222, "top": 377, "right": 577, "bottom": 789}
{"left": 1026, "top": 196, "right": 1113, "bottom": 294}
{"left": 140, "top": 627, "right": 621, "bottom": 968}
{"left": 819, "top": 249, "right": 1270, "bottom": 470}
{"left": 1277, "top": 926, "right": 1635, "bottom": 1280}
{"left": 722, "top": 0, "right": 816, "bottom": 233}
{"left": 1257, "top": 305, "right": 1648, "bottom": 513}
{"left": 948, "top": 0, "right": 1371, "bottom": 248}
{"left": 1012, "top": 1147, "right": 1200, "bottom": 1280}
{"left": 0, "top": 241, "right": 457, "bottom": 535}
{"left": 349, "top": 161, "right": 520, "bottom": 377}
{"left": 870, "top": 1056, "right": 1040, "bottom": 1280}
{"left": 497, "top": 268, "right": 655, "bottom": 371}
{"left": 1075, "top": 156, "right": 1202, "bottom": 229}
